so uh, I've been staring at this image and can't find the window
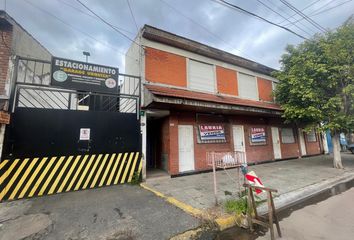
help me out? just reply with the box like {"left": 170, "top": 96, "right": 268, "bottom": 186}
{"left": 188, "top": 60, "right": 215, "bottom": 93}
{"left": 281, "top": 128, "right": 295, "bottom": 143}
{"left": 238, "top": 72, "right": 258, "bottom": 100}
{"left": 307, "top": 129, "right": 317, "bottom": 142}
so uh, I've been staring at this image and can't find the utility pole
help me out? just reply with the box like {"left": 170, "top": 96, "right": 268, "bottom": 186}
{"left": 82, "top": 51, "right": 90, "bottom": 63}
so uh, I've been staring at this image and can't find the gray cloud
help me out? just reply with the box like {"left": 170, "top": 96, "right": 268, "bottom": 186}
{"left": 3, "top": 0, "right": 354, "bottom": 71}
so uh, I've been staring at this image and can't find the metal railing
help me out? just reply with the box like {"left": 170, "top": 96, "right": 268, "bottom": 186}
{"left": 207, "top": 151, "right": 246, "bottom": 169}
{"left": 13, "top": 84, "right": 139, "bottom": 114}
{"left": 10, "top": 57, "right": 141, "bottom": 117}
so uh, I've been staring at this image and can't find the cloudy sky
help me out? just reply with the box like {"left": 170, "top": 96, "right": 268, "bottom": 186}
{"left": 2, "top": 0, "right": 354, "bottom": 71}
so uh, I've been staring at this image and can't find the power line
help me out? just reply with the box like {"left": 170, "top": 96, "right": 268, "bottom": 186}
{"left": 283, "top": 0, "right": 336, "bottom": 28}
{"left": 277, "top": 0, "right": 322, "bottom": 25}
{"left": 22, "top": 0, "right": 134, "bottom": 60}
{"left": 75, "top": 0, "right": 141, "bottom": 48}
{"left": 56, "top": 0, "right": 134, "bottom": 35}
{"left": 159, "top": 0, "right": 256, "bottom": 60}
{"left": 262, "top": 0, "right": 317, "bottom": 35}
{"left": 285, "top": 0, "right": 353, "bottom": 27}
{"left": 280, "top": 0, "right": 327, "bottom": 33}
{"left": 306, "top": 0, "right": 338, "bottom": 16}
{"left": 211, "top": 0, "right": 309, "bottom": 40}
{"left": 310, "top": 0, "right": 353, "bottom": 17}
{"left": 255, "top": 0, "right": 313, "bottom": 37}
{"left": 126, "top": 0, "right": 139, "bottom": 32}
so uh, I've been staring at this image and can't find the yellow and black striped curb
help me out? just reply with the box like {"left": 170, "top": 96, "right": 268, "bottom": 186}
{"left": 0, "top": 152, "right": 142, "bottom": 202}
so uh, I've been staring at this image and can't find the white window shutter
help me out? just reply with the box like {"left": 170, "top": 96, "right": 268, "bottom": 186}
{"left": 238, "top": 73, "right": 258, "bottom": 100}
{"left": 189, "top": 60, "right": 215, "bottom": 93}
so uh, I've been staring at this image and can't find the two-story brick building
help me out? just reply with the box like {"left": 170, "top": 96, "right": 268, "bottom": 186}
{"left": 125, "top": 25, "right": 323, "bottom": 178}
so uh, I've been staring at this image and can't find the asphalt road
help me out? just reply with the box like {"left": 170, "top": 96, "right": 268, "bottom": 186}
{"left": 0, "top": 185, "right": 200, "bottom": 240}
{"left": 257, "top": 187, "right": 354, "bottom": 240}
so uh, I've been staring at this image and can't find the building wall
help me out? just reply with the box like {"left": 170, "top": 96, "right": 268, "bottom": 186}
{"left": 216, "top": 66, "right": 238, "bottom": 96}
{"left": 304, "top": 132, "right": 322, "bottom": 155}
{"left": 11, "top": 24, "right": 51, "bottom": 60}
{"left": 0, "top": 24, "right": 12, "bottom": 96}
{"left": 257, "top": 77, "right": 273, "bottom": 102}
{"left": 143, "top": 46, "right": 275, "bottom": 105}
{"left": 145, "top": 47, "right": 186, "bottom": 87}
{"left": 160, "top": 111, "right": 310, "bottom": 175}
{"left": 160, "top": 117, "right": 170, "bottom": 171}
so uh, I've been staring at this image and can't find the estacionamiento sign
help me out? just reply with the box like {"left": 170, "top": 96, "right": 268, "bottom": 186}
{"left": 51, "top": 57, "right": 119, "bottom": 93}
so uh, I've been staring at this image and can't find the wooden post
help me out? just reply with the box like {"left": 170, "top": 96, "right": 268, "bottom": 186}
{"left": 267, "top": 191, "right": 275, "bottom": 240}
{"left": 247, "top": 188, "right": 254, "bottom": 231}
{"left": 243, "top": 183, "right": 281, "bottom": 240}
{"left": 212, "top": 153, "right": 218, "bottom": 205}
{"left": 271, "top": 192, "right": 282, "bottom": 237}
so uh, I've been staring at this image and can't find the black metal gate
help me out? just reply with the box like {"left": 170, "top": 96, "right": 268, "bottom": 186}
{"left": 0, "top": 57, "right": 142, "bottom": 201}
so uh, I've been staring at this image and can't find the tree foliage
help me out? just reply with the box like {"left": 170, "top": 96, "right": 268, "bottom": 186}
{"left": 274, "top": 17, "right": 354, "bottom": 133}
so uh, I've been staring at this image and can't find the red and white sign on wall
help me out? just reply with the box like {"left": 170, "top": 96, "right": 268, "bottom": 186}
{"left": 199, "top": 125, "right": 225, "bottom": 141}
{"left": 250, "top": 127, "right": 266, "bottom": 144}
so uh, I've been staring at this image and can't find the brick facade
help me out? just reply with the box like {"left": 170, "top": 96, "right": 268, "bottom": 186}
{"left": 160, "top": 111, "right": 322, "bottom": 175}
{"left": 257, "top": 77, "right": 273, "bottom": 102}
{"left": 304, "top": 132, "right": 322, "bottom": 155}
{"left": 145, "top": 47, "right": 187, "bottom": 87}
{"left": 141, "top": 27, "right": 323, "bottom": 176}
{"left": 0, "top": 24, "right": 12, "bottom": 96}
{"left": 216, "top": 66, "right": 238, "bottom": 96}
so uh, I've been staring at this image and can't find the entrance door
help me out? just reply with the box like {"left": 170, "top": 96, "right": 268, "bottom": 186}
{"left": 178, "top": 125, "right": 195, "bottom": 172}
{"left": 298, "top": 128, "right": 307, "bottom": 156}
{"left": 271, "top": 127, "right": 282, "bottom": 159}
{"left": 233, "top": 125, "right": 245, "bottom": 152}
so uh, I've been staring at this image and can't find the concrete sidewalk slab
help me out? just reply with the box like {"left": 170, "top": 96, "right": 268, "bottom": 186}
{"left": 0, "top": 185, "right": 200, "bottom": 240}
{"left": 145, "top": 153, "right": 354, "bottom": 214}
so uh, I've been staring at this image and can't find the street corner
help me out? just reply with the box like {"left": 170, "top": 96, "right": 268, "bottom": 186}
{"left": 140, "top": 182, "right": 243, "bottom": 232}
{"left": 140, "top": 182, "right": 204, "bottom": 217}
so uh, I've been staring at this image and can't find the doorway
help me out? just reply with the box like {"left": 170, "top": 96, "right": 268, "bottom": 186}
{"left": 178, "top": 125, "right": 195, "bottom": 172}
{"left": 271, "top": 127, "right": 282, "bottom": 159}
{"left": 233, "top": 125, "right": 246, "bottom": 153}
{"left": 298, "top": 128, "right": 307, "bottom": 156}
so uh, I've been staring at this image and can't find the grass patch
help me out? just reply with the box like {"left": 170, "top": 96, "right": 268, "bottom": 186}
{"left": 224, "top": 198, "right": 248, "bottom": 215}
{"left": 129, "top": 171, "right": 141, "bottom": 185}
{"left": 224, "top": 189, "right": 267, "bottom": 215}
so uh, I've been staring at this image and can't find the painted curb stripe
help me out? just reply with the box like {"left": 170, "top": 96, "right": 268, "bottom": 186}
{"left": 0, "top": 159, "right": 24, "bottom": 200}
{"left": 48, "top": 156, "right": 73, "bottom": 195}
{"left": 61, "top": 155, "right": 81, "bottom": 193}
{"left": 90, "top": 154, "right": 109, "bottom": 189}
{"left": 83, "top": 154, "right": 102, "bottom": 190}
{"left": 75, "top": 155, "right": 95, "bottom": 191}
{"left": 0, "top": 160, "right": 8, "bottom": 171}
{"left": 121, "top": 153, "right": 134, "bottom": 184}
{"left": 128, "top": 152, "right": 139, "bottom": 182}
{"left": 115, "top": 153, "right": 128, "bottom": 185}
{"left": 9, "top": 158, "right": 33, "bottom": 200}
{"left": 99, "top": 154, "right": 115, "bottom": 187}
{"left": 106, "top": 153, "right": 121, "bottom": 186}
{"left": 0, "top": 152, "right": 142, "bottom": 202}
{"left": 18, "top": 158, "right": 45, "bottom": 199}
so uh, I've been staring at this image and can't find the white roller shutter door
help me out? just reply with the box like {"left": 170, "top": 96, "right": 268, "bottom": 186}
{"left": 188, "top": 60, "right": 215, "bottom": 93}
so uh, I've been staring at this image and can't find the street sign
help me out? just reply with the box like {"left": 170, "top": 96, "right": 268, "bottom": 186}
{"left": 51, "top": 56, "right": 119, "bottom": 93}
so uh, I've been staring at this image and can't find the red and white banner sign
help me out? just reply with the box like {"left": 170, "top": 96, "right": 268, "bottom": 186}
{"left": 245, "top": 171, "right": 264, "bottom": 194}
{"left": 199, "top": 125, "right": 225, "bottom": 141}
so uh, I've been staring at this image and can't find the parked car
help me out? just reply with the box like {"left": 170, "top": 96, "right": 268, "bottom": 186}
{"left": 348, "top": 144, "right": 354, "bottom": 154}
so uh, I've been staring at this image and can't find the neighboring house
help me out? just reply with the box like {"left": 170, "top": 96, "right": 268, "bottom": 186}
{"left": 125, "top": 25, "right": 323, "bottom": 178}
{"left": 0, "top": 10, "right": 51, "bottom": 158}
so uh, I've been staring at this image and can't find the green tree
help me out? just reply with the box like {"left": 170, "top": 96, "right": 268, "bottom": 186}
{"left": 274, "top": 17, "right": 354, "bottom": 169}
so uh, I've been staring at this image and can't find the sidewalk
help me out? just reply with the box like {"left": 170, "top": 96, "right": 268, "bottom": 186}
{"left": 144, "top": 153, "right": 354, "bottom": 222}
